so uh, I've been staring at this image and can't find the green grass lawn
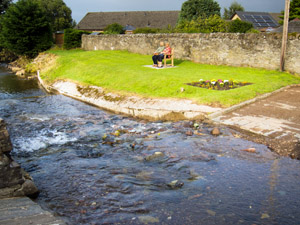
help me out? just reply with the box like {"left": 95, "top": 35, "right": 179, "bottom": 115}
{"left": 42, "top": 49, "right": 300, "bottom": 107}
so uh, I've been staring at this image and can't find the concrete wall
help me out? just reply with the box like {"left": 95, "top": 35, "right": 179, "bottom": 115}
{"left": 82, "top": 33, "right": 300, "bottom": 74}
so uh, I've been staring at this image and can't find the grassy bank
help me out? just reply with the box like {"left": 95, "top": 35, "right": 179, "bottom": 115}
{"left": 42, "top": 49, "right": 300, "bottom": 107}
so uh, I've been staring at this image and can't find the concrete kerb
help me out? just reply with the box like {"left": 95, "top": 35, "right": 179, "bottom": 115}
{"left": 208, "top": 84, "right": 300, "bottom": 120}
{"left": 37, "top": 71, "right": 221, "bottom": 121}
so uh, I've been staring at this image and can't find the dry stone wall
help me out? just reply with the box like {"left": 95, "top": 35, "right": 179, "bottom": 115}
{"left": 82, "top": 33, "right": 300, "bottom": 74}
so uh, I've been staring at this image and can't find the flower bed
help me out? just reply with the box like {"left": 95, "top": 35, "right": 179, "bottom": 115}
{"left": 186, "top": 79, "right": 252, "bottom": 91}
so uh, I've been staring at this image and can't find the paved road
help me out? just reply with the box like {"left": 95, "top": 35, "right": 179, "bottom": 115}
{"left": 214, "top": 86, "right": 300, "bottom": 140}
{"left": 0, "top": 197, "right": 66, "bottom": 225}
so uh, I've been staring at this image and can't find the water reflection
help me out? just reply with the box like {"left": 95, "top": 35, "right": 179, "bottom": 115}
{"left": 1, "top": 68, "right": 300, "bottom": 225}
{"left": 0, "top": 68, "right": 44, "bottom": 100}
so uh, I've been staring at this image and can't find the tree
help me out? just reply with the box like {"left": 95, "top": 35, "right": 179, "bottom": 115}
{"left": 176, "top": 15, "right": 227, "bottom": 33}
{"left": 223, "top": 1, "right": 245, "bottom": 20}
{"left": 0, "top": 0, "right": 12, "bottom": 15}
{"left": 34, "top": 0, "right": 74, "bottom": 32}
{"left": 0, "top": 0, "right": 53, "bottom": 57}
{"left": 179, "top": 0, "right": 221, "bottom": 22}
{"left": 280, "top": 0, "right": 300, "bottom": 24}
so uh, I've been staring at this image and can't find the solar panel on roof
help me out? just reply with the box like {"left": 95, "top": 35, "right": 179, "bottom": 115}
{"left": 240, "top": 13, "right": 278, "bottom": 28}
{"left": 262, "top": 16, "right": 271, "bottom": 19}
{"left": 256, "top": 19, "right": 265, "bottom": 23}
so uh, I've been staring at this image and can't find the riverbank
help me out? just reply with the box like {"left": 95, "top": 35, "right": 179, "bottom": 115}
{"left": 38, "top": 76, "right": 221, "bottom": 121}
{"left": 1, "top": 53, "right": 57, "bottom": 79}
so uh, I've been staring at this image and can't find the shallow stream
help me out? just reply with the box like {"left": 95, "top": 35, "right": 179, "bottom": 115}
{"left": 1, "top": 67, "right": 300, "bottom": 225}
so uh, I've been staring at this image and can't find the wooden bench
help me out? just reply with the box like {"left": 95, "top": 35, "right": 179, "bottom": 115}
{"left": 164, "top": 48, "right": 174, "bottom": 67}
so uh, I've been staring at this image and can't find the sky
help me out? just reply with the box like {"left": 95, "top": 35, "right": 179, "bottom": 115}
{"left": 63, "top": 0, "right": 285, "bottom": 23}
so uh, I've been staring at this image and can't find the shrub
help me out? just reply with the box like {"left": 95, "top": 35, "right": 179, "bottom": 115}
{"left": 176, "top": 15, "right": 227, "bottom": 33}
{"left": 63, "top": 28, "right": 91, "bottom": 49}
{"left": 0, "top": 48, "right": 18, "bottom": 63}
{"left": 228, "top": 19, "right": 253, "bottom": 33}
{"left": 158, "top": 25, "right": 176, "bottom": 33}
{"left": 133, "top": 27, "right": 160, "bottom": 34}
{"left": 104, "top": 23, "right": 124, "bottom": 34}
{"left": 246, "top": 28, "right": 260, "bottom": 33}
{"left": 202, "top": 15, "right": 228, "bottom": 33}
{"left": 175, "top": 19, "right": 202, "bottom": 33}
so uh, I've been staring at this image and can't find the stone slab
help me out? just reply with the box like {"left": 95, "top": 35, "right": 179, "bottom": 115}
{"left": 0, "top": 197, "right": 66, "bottom": 225}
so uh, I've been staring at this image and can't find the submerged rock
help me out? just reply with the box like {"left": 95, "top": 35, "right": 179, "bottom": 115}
{"left": 145, "top": 152, "right": 164, "bottom": 161}
{"left": 138, "top": 215, "right": 159, "bottom": 224}
{"left": 211, "top": 127, "right": 221, "bottom": 136}
{"left": 186, "top": 130, "right": 193, "bottom": 136}
{"left": 167, "top": 180, "right": 184, "bottom": 189}
{"left": 242, "top": 148, "right": 256, "bottom": 153}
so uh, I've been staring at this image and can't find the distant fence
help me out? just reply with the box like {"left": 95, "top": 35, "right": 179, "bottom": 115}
{"left": 53, "top": 33, "right": 64, "bottom": 47}
{"left": 82, "top": 33, "right": 300, "bottom": 74}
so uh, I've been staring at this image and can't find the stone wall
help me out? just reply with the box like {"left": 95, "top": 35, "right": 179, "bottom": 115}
{"left": 0, "top": 118, "right": 38, "bottom": 198}
{"left": 82, "top": 33, "right": 300, "bottom": 74}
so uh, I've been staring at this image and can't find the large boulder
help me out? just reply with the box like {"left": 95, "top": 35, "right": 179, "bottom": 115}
{"left": 0, "top": 119, "right": 39, "bottom": 198}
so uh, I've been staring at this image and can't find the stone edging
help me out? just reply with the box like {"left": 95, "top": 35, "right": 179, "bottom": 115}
{"left": 37, "top": 72, "right": 221, "bottom": 121}
{"left": 37, "top": 71, "right": 300, "bottom": 122}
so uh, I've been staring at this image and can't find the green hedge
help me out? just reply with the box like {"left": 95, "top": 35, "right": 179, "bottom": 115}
{"left": 228, "top": 20, "right": 253, "bottom": 33}
{"left": 133, "top": 27, "right": 160, "bottom": 34}
{"left": 63, "top": 28, "right": 91, "bottom": 50}
{"left": 104, "top": 23, "right": 124, "bottom": 34}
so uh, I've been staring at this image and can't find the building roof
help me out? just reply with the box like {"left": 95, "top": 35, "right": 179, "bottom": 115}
{"left": 124, "top": 25, "right": 136, "bottom": 31}
{"left": 76, "top": 11, "right": 180, "bottom": 31}
{"left": 231, "top": 11, "right": 279, "bottom": 29}
{"left": 271, "top": 19, "right": 300, "bottom": 33}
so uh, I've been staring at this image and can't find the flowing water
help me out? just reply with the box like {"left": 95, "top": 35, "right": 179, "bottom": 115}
{"left": 1, "top": 67, "right": 300, "bottom": 225}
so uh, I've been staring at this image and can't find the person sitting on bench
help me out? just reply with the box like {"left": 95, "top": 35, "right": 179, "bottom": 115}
{"left": 162, "top": 43, "right": 172, "bottom": 59}
{"left": 152, "top": 41, "right": 165, "bottom": 68}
